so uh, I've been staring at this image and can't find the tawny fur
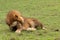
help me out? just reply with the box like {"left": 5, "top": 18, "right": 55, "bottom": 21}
{"left": 6, "top": 10, "right": 45, "bottom": 34}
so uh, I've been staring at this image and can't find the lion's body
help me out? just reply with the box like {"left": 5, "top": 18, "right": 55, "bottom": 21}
{"left": 22, "top": 18, "right": 44, "bottom": 30}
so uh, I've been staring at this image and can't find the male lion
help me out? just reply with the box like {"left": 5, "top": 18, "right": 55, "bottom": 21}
{"left": 6, "top": 10, "right": 46, "bottom": 34}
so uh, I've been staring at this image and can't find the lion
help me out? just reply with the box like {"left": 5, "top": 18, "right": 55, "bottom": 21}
{"left": 6, "top": 10, "right": 46, "bottom": 34}
{"left": 6, "top": 10, "right": 24, "bottom": 33}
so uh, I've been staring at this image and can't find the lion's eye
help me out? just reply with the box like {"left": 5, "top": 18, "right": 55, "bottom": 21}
{"left": 15, "top": 15, "right": 18, "bottom": 18}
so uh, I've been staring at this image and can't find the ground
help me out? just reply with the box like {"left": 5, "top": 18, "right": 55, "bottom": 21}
{"left": 0, "top": 0, "right": 60, "bottom": 40}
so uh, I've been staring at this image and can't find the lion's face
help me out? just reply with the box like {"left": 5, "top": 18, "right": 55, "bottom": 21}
{"left": 14, "top": 15, "right": 24, "bottom": 24}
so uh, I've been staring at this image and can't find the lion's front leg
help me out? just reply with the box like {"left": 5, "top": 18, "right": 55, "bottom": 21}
{"left": 15, "top": 22, "right": 23, "bottom": 34}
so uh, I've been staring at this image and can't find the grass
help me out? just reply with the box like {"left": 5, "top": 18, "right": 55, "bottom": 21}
{"left": 0, "top": 0, "right": 60, "bottom": 40}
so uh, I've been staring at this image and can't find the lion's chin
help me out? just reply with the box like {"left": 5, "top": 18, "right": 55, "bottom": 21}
{"left": 11, "top": 26, "right": 17, "bottom": 31}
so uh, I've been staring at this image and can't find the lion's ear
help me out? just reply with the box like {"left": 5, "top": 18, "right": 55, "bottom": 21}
{"left": 15, "top": 15, "right": 18, "bottom": 18}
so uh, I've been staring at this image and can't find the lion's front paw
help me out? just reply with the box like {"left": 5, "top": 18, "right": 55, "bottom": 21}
{"left": 15, "top": 30, "right": 21, "bottom": 34}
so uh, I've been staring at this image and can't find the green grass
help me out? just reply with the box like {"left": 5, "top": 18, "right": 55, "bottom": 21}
{"left": 0, "top": 0, "right": 60, "bottom": 40}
